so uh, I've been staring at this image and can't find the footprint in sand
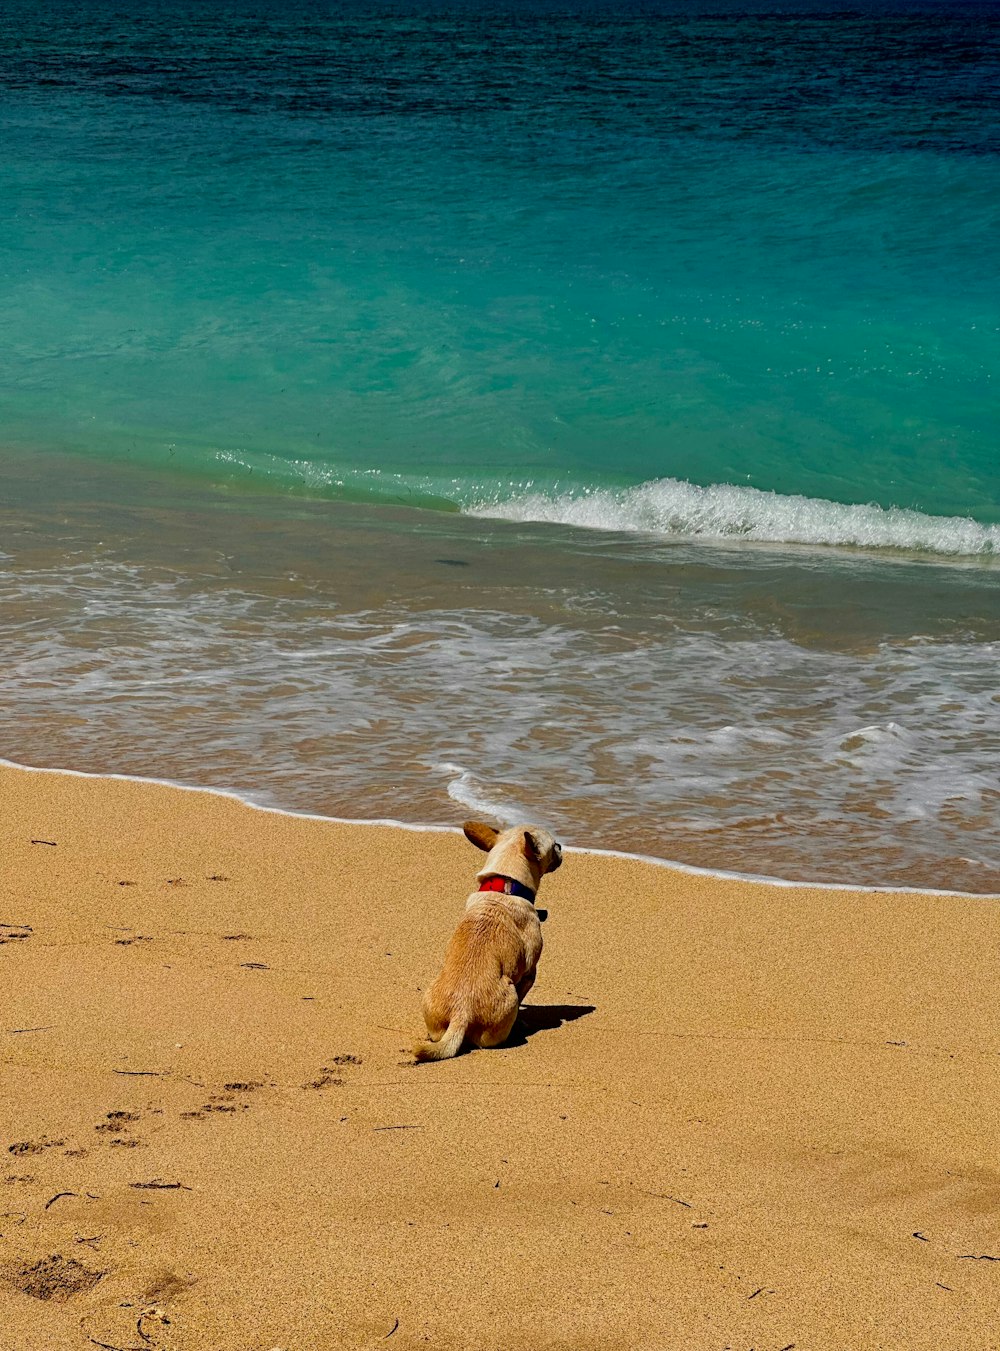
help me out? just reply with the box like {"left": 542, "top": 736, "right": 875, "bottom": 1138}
{"left": 93, "top": 1109, "right": 147, "bottom": 1150}
{"left": 144, "top": 1267, "right": 195, "bottom": 1300}
{"left": 1, "top": 1252, "right": 105, "bottom": 1303}
{"left": 94, "top": 1110, "right": 140, "bottom": 1134}
{"left": 181, "top": 1082, "right": 264, "bottom": 1120}
{"left": 201, "top": 1094, "right": 245, "bottom": 1114}
{"left": 303, "top": 1053, "right": 363, "bottom": 1090}
{"left": 7, "top": 1138, "right": 65, "bottom": 1157}
{"left": 304, "top": 1070, "right": 344, "bottom": 1089}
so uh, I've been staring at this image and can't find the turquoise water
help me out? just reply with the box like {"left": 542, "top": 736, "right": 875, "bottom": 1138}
{"left": 3, "top": 0, "right": 999, "bottom": 540}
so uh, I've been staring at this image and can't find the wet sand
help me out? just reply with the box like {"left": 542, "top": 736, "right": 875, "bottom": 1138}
{"left": 1, "top": 761, "right": 998, "bottom": 1349}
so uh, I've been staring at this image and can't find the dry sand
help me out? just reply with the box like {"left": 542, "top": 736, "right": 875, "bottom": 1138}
{"left": 0, "top": 762, "right": 997, "bottom": 1350}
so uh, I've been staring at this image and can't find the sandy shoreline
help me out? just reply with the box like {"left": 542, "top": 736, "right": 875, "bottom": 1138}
{"left": 5, "top": 758, "right": 994, "bottom": 901}
{"left": 1, "top": 762, "right": 998, "bottom": 1350}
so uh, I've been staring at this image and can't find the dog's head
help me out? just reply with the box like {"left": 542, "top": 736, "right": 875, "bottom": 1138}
{"left": 463, "top": 820, "right": 563, "bottom": 881}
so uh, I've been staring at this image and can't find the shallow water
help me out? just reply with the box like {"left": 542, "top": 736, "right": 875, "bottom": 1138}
{"left": 3, "top": 448, "right": 997, "bottom": 892}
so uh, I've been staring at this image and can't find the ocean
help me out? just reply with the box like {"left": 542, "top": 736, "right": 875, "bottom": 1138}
{"left": 1, "top": 0, "right": 998, "bottom": 891}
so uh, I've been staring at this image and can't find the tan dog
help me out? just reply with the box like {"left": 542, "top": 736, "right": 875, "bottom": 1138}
{"left": 413, "top": 821, "right": 563, "bottom": 1062}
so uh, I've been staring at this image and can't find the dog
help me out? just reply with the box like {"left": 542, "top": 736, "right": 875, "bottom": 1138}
{"left": 413, "top": 820, "right": 563, "bottom": 1062}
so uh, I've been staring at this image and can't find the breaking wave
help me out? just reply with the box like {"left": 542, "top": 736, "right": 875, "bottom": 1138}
{"left": 467, "top": 478, "right": 1000, "bottom": 558}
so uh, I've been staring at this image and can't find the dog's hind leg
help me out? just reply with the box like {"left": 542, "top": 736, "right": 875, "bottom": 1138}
{"left": 471, "top": 981, "right": 519, "bottom": 1049}
{"left": 515, "top": 969, "right": 536, "bottom": 1003}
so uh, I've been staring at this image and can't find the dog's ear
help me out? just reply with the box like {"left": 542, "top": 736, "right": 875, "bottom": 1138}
{"left": 463, "top": 821, "right": 499, "bottom": 852}
{"left": 524, "top": 830, "right": 562, "bottom": 873}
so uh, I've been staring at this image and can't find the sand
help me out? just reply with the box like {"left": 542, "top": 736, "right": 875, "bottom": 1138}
{"left": 0, "top": 762, "right": 998, "bottom": 1351}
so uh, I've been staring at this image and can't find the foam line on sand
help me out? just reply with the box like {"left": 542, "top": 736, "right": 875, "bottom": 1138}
{"left": 1, "top": 757, "right": 993, "bottom": 899}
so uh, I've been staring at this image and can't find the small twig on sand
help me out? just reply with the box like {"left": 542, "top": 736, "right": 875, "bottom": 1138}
{"left": 373, "top": 1125, "right": 424, "bottom": 1132}
{"left": 44, "top": 1191, "right": 79, "bottom": 1210}
{"left": 30, "top": 839, "right": 57, "bottom": 846}
{"left": 385, "top": 1318, "right": 400, "bottom": 1339}
{"left": 113, "top": 1069, "right": 168, "bottom": 1077}
{"left": 136, "top": 1310, "right": 165, "bottom": 1345}
{"left": 9, "top": 1026, "right": 52, "bottom": 1034}
{"left": 645, "top": 1193, "right": 691, "bottom": 1208}
{"left": 128, "top": 1180, "right": 192, "bottom": 1191}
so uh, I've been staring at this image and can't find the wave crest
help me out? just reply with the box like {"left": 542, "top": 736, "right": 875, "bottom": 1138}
{"left": 467, "top": 478, "right": 1000, "bottom": 557}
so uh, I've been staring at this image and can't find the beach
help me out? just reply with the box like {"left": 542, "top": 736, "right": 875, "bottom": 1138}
{"left": 2, "top": 1, "right": 999, "bottom": 1344}
{"left": 2, "top": 760, "right": 998, "bottom": 1349}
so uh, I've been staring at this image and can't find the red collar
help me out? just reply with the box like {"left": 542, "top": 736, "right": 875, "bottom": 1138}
{"left": 478, "top": 875, "right": 536, "bottom": 903}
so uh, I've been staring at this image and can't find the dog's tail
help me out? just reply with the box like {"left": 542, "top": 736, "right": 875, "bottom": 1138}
{"left": 413, "top": 1019, "right": 467, "bottom": 1063}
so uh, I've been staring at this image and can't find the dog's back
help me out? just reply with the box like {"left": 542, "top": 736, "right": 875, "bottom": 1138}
{"left": 413, "top": 822, "right": 562, "bottom": 1062}
{"left": 415, "top": 896, "right": 542, "bottom": 1060}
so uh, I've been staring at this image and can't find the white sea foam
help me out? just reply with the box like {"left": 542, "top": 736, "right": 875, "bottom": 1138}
{"left": 432, "top": 761, "right": 530, "bottom": 824}
{"left": 1, "top": 521, "right": 997, "bottom": 894}
{"left": 467, "top": 477, "right": 1000, "bottom": 557}
{"left": 2, "top": 758, "right": 992, "bottom": 899}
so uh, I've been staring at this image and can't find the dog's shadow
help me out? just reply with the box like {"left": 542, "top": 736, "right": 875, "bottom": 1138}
{"left": 507, "top": 1003, "right": 596, "bottom": 1047}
